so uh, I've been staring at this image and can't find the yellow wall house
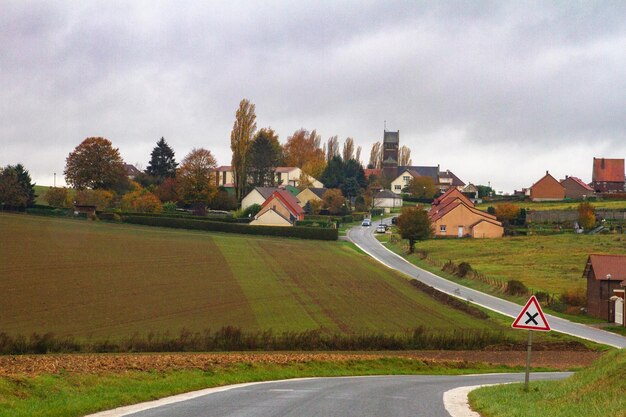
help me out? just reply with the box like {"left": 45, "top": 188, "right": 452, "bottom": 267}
{"left": 429, "top": 188, "right": 503, "bottom": 238}
{"left": 250, "top": 190, "right": 305, "bottom": 227}
{"left": 275, "top": 167, "right": 324, "bottom": 188}
{"left": 296, "top": 187, "right": 327, "bottom": 207}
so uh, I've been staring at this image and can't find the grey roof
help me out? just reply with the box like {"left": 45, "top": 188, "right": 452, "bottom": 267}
{"left": 383, "top": 130, "right": 399, "bottom": 144}
{"left": 376, "top": 189, "right": 401, "bottom": 199}
{"left": 254, "top": 187, "right": 280, "bottom": 199}
{"left": 398, "top": 166, "right": 440, "bottom": 181}
{"left": 308, "top": 187, "right": 328, "bottom": 198}
{"left": 439, "top": 170, "right": 466, "bottom": 187}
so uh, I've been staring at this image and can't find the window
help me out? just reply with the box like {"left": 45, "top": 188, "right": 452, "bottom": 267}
{"left": 403, "top": 176, "right": 410, "bottom": 182}
{"left": 440, "top": 225, "right": 447, "bottom": 233}
{"left": 394, "top": 185, "right": 401, "bottom": 190}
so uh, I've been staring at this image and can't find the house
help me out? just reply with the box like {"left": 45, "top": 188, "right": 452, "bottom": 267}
{"left": 274, "top": 167, "right": 323, "bottom": 189}
{"left": 591, "top": 157, "right": 625, "bottom": 193}
{"left": 214, "top": 166, "right": 234, "bottom": 188}
{"left": 560, "top": 176, "right": 595, "bottom": 200}
{"left": 529, "top": 171, "right": 565, "bottom": 201}
{"left": 123, "top": 163, "right": 142, "bottom": 179}
{"left": 296, "top": 187, "right": 327, "bottom": 208}
{"left": 429, "top": 188, "right": 503, "bottom": 238}
{"left": 364, "top": 168, "right": 383, "bottom": 181}
{"left": 241, "top": 187, "right": 280, "bottom": 211}
{"left": 373, "top": 190, "right": 403, "bottom": 213}
{"left": 73, "top": 204, "right": 97, "bottom": 217}
{"left": 583, "top": 254, "right": 626, "bottom": 322}
{"left": 390, "top": 166, "right": 465, "bottom": 195}
{"left": 250, "top": 190, "right": 305, "bottom": 226}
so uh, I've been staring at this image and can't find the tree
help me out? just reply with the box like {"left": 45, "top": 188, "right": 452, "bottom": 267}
{"left": 405, "top": 176, "right": 437, "bottom": 198}
{"left": 176, "top": 148, "right": 217, "bottom": 208}
{"left": 398, "top": 145, "right": 412, "bottom": 166}
{"left": 247, "top": 128, "right": 281, "bottom": 187}
{"left": 368, "top": 142, "right": 382, "bottom": 169}
{"left": 74, "top": 189, "right": 114, "bottom": 210}
{"left": 210, "top": 187, "right": 238, "bottom": 211}
{"left": 121, "top": 183, "right": 163, "bottom": 213}
{"left": 355, "top": 146, "right": 362, "bottom": 164}
{"left": 342, "top": 137, "right": 355, "bottom": 161}
{"left": 146, "top": 137, "right": 177, "bottom": 182}
{"left": 43, "top": 187, "right": 72, "bottom": 207}
{"left": 578, "top": 202, "right": 596, "bottom": 230}
{"left": 320, "top": 155, "right": 345, "bottom": 189}
{"left": 476, "top": 185, "right": 494, "bottom": 199}
{"left": 64, "top": 137, "right": 127, "bottom": 191}
{"left": 322, "top": 188, "right": 345, "bottom": 215}
{"left": 283, "top": 129, "right": 326, "bottom": 178}
{"left": 495, "top": 203, "right": 520, "bottom": 224}
{"left": 397, "top": 206, "right": 432, "bottom": 253}
{"left": 230, "top": 99, "right": 257, "bottom": 202}
{"left": 0, "top": 164, "right": 36, "bottom": 210}
{"left": 325, "top": 136, "right": 339, "bottom": 162}
{"left": 154, "top": 177, "right": 179, "bottom": 203}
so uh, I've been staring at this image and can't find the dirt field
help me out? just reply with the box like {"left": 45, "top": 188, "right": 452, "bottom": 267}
{"left": 0, "top": 350, "right": 603, "bottom": 376}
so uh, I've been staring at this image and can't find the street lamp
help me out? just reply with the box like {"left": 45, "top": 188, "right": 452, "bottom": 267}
{"left": 606, "top": 274, "right": 612, "bottom": 323}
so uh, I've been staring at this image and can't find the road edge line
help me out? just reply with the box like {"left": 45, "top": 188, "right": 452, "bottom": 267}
{"left": 443, "top": 383, "right": 500, "bottom": 417}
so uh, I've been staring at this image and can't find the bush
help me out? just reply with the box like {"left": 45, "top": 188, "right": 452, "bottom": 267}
{"left": 560, "top": 288, "right": 586, "bottom": 307}
{"left": 457, "top": 262, "right": 473, "bottom": 278}
{"left": 122, "top": 215, "right": 338, "bottom": 240}
{"left": 242, "top": 203, "right": 262, "bottom": 218}
{"left": 43, "top": 187, "right": 72, "bottom": 208}
{"left": 505, "top": 280, "right": 529, "bottom": 296}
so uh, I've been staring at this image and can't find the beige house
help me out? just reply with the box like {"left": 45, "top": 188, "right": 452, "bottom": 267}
{"left": 374, "top": 190, "right": 403, "bottom": 213}
{"left": 250, "top": 190, "right": 305, "bottom": 227}
{"left": 429, "top": 188, "right": 503, "bottom": 238}
{"left": 390, "top": 166, "right": 465, "bottom": 194}
{"left": 296, "top": 187, "right": 327, "bottom": 208}
{"left": 241, "top": 187, "right": 280, "bottom": 211}
{"left": 275, "top": 167, "right": 324, "bottom": 188}
{"left": 214, "top": 165, "right": 234, "bottom": 188}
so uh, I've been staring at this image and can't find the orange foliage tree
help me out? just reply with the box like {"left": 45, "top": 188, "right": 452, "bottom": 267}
{"left": 283, "top": 129, "right": 326, "bottom": 179}
{"left": 64, "top": 137, "right": 127, "bottom": 191}
{"left": 322, "top": 188, "right": 345, "bottom": 214}
{"left": 578, "top": 202, "right": 596, "bottom": 230}
{"left": 495, "top": 203, "right": 520, "bottom": 223}
{"left": 405, "top": 176, "right": 437, "bottom": 198}
{"left": 121, "top": 182, "right": 162, "bottom": 213}
{"left": 176, "top": 148, "right": 217, "bottom": 207}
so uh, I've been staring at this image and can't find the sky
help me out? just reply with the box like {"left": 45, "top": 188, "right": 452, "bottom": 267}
{"left": 1, "top": 1, "right": 625, "bottom": 193}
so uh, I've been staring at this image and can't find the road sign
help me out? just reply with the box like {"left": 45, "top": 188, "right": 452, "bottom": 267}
{"left": 512, "top": 295, "right": 551, "bottom": 331}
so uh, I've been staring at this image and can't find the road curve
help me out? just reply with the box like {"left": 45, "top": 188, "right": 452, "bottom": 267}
{"left": 347, "top": 222, "right": 626, "bottom": 348}
{"left": 104, "top": 373, "right": 570, "bottom": 417}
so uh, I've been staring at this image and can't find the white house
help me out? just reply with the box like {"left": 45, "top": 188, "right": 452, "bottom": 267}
{"left": 241, "top": 187, "right": 280, "bottom": 211}
{"left": 373, "top": 190, "right": 403, "bottom": 213}
{"left": 275, "top": 167, "right": 324, "bottom": 188}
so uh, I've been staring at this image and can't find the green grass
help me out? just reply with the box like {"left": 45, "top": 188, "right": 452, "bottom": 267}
{"left": 0, "top": 213, "right": 503, "bottom": 340}
{"left": 475, "top": 199, "right": 626, "bottom": 212}
{"left": 0, "top": 358, "right": 535, "bottom": 417}
{"left": 469, "top": 348, "right": 626, "bottom": 417}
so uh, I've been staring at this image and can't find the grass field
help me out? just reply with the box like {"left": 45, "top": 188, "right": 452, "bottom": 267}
{"left": 382, "top": 233, "right": 626, "bottom": 296}
{"left": 475, "top": 199, "right": 626, "bottom": 212}
{"left": 469, "top": 348, "right": 626, "bottom": 417}
{"left": 0, "top": 213, "right": 508, "bottom": 340}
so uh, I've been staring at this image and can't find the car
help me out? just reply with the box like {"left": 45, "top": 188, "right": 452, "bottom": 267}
{"left": 376, "top": 224, "right": 387, "bottom": 233}
{"left": 361, "top": 219, "right": 371, "bottom": 226}
{"left": 391, "top": 216, "right": 398, "bottom": 225}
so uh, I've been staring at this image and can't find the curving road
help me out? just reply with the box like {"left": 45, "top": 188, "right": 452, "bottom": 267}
{"left": 347, "top": 221, "right": 626, "bottom": 348}
{"left": 114, "top": 373, "right": 570, "bottom": 417}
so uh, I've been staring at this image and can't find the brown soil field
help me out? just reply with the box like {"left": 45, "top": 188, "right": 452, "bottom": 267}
{"left": 0, "top": 350, "right": 603, "bottom": 376}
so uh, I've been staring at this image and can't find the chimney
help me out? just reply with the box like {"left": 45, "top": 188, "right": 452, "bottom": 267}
{"left": 546, "top": 170, "right": 549, "bottom": 175}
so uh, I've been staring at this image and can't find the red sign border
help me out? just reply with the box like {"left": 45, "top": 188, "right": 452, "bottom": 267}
{"left": 511, "top": 295, "right": 551, "bottom": 331}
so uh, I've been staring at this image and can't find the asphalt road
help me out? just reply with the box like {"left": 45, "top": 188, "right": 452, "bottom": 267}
{"left": 347, "top": 221, "right": 626, "bottom": 348}
{"left": 124, "top": 373, "right": 571, "bottom": 417}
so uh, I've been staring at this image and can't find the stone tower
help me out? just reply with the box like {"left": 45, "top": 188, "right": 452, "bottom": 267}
{"left": 382, "top": 130, "right": 399, "bottom": 180}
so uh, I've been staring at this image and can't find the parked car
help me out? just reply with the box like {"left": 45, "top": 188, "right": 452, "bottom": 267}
{"left": 376, "top": 224, "right": 387, "bottom": 233}
{"left": 362, "top": 218, "right": 371, "bottom": 226}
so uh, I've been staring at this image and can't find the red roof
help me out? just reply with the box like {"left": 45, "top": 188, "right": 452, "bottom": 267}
{"left": 561, "top": 176, "right": 594, "bottom": 192}
{"left": 432, "top": 188, "right": 473, "bottom": 207}
{"left": 429, "top": 198, "right": 497, "bottom": 223}
{"left": 364, "top": 169, "right": 382, "bottom": 179}
{"left": 260, "top": 190, "right": 305, "bottom": 219}
{"left": 592, "top": 158, "right": 625, "bottom": 182}
{"left": 583, "top": 254, "right": 626, "bottom": 281}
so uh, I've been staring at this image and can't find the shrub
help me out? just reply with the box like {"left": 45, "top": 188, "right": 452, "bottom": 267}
{"left": 121, "top": 189, "right": 163, "bottom": 213}
{"left": 242, "top": 203, "right": 261, "bottom": 218}
{"left": 122, "top": 215, "right": 338, "bottom": 240}
{"left": 74, "top": 189, "right": 114, "bottom": 210}
{"left": 43, "top": 187, "right": 72, "bottom": 207}
{"left": 534, "top": 291, "right": 551, "bottom": 303}
{"left": 162, "top": 201, "right": 178, "bottom": 212}
{"left": 505, "top": 280, "right": 529, "bottom": 296}
{"left": 560, "top": 288, "right": 586, "bottom": 307}
{"left": 457, "top": 262, "right": 473, "bottom": 278}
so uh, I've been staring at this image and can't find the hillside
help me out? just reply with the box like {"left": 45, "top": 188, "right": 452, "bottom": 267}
{"left": 0, "top": 213, "right": 504, "bottom": 340}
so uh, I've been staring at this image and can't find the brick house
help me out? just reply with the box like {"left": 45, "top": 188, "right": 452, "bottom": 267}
{"left": 529, "top": 171, "right": 565, "bottom": 201}
{"left": 591, "top": 157, "right": 625, "bottom": 193}
{"left": 560, "top": 176, "right": 595, "bottom": 199}
{"left": 583, "top": 254, "right": 626, "bottom": 322}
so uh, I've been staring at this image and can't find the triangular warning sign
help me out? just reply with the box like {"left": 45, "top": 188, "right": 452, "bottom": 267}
{"left": 512, "top": 295, "right": 551, "bottom": 331}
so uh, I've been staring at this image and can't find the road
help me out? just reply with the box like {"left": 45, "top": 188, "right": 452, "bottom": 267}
{"left": 123, "top": 373, "right": 570, "bottom": 417}
{"left": 347, "top": 221, "right": 626, "bottom": 348}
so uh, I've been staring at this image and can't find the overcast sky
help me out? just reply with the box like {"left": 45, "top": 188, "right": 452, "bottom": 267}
{"left": 2, "top": 1, "right": 625, "bottom": 193}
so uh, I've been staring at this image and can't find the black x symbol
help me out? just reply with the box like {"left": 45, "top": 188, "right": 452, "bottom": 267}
{"left": 525, "top": 312, "right": 539, "bottom": 325}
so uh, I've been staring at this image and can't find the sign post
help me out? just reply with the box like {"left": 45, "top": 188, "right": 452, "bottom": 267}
{"left": 511, "top": 295, "right": 551, "bottom": 392}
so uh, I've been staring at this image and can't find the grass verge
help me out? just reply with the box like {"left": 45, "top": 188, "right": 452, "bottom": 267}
{"left": 469, "top": 348, "right": 626, "bottom": 417}
{"left": 0, "top": 358, "right": 530, "bottom": 417}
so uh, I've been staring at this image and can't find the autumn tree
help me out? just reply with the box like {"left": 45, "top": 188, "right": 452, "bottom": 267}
{"left": 398, "top": 145, "right": 412, "bottom": 166}
{"left": 368, "top": 142, "right": 382, "bottom": 169}
{"left": 146, "top": 137, "right": 178, "bottom": 182}
{"left": 342, "top": 137, "right": 355, "bottom": 161}
{"left": 43, "top": 187, "right": 72, "bottom": 208}
{"left": 326, "top": 136, "right": 339, "bottom": 162}
{"left": 154, "top": 177, "right": 179, "bottom": 203}
{"left": 495, "top": 203, "right": 521, "bottom": 224}
{"left": 74, "top": 189, "right": 114, "bottom": 210}
{"left": 0, "top": 164, "right": 36, "bottom": 210}
{"left": 397, "top": 206, "right": 433, "bottom": 253}
{"left": 322, "top": 188, "right": 346, "bottom": 215}
{"left": 176, "top": 148, "right": 217, "bottom": 208}
{"left": 405, "top": 176, "right": 437, "bottom": 198}
{"left": 230, "top": 99, "right": 257, "bottom": 202}
{"left": 64, "top": 137, "right": 127, "bottom": 191}
{"left": 578, "top": 202, "right": 596, "bottom": 230}
{"left": 283, "top": 129, "right": 326, "bottom": 179}
{"left": 246, "top": 128, "right": 281, "bottom": 187}
{"left": 121, "top": 182, "right": 163, "bottom": 213}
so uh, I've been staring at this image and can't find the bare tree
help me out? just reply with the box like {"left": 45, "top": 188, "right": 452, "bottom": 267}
{"left": 369, "top": 142, "right": 382, "bottom": 169}
{"left": 326, "top": 136, "right": 339, "bottom": 162}
{"left": 355, "top": 146, "right": 362, "bottom": 165}
{"left": 398, "top": 145, "right": 412, "bottom": 166}
{"left": 230, "top": 99, "right": 257, "bottom": 202}
{"left": 342, "top": 137, "right": 355, "bottom": 161}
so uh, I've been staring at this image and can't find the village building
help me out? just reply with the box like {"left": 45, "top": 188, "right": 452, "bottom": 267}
{"left": 560, "top": 176, "right": 595, "bottom": 200}
{"left": 373, "top": 190, "right": 403, "bottom": 213}
{"left": 123, "top": 163, "right": 142, "bottom": 179}
{"left": 429, "top": 188, "right": 503, "bottom": 238}
{"left": 591, "top": 157, "right": 625, "bottom": 194}
{"left": 583, "top": 254, "right": 626, "bottom": 324}
{"left": 382, "top": 130, "right": 399, "bottom": 180}
{"left": 296, "top": 187, "right": 327, "bottom": 208}
{"left": 214, "top": 165, "right": 234, "bottom": 188}
{"left": 250, "top": 190, "right": 305, "bottom": 227}
{"left": 529, "top": 171, "right": 565, "bottom": 201}
{"left": 274, "top": 167, "right": 324, "bottom": 189}
{"left": 390, "top": 166, "right": 465, "bottom": 195}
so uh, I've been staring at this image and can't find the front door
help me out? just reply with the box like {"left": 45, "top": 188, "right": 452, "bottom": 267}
{"left": 458, "top": 226, "right": 464, "bottom": 238}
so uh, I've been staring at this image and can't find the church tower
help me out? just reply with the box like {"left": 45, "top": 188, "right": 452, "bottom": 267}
{"left": 382, "top": 130, "right": 399, "bottom": 180}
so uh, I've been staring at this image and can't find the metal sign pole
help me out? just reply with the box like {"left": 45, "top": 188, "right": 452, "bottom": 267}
{"left": 524, "top": 330, "right": 533, "bottom": 392}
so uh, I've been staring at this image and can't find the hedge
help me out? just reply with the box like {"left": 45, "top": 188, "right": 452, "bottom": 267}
{"left": 122, "top": 215, "right": 338, "bottom": 241}
{"left": 111, "top": 211, "right": 251, "bottom": 223}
